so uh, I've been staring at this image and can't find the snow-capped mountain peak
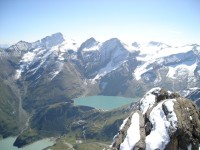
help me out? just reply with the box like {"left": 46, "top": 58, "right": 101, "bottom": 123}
{"left": 60, "top": 37, "right": 79, "bottom": 52}
{"left": 13, "top": 33, "right": 80, "bottom": 80}
{"left": 79, "top": 37, "right": 98, "bottom": 51}
{"left": 8, "top": 40, "right": 31, "bottom": 52}
{"left": 40, "top": 32, "right": 64, "bottom": 49}
{"left": 4, "top": 32, "right": 199, "bottom": 95}
{"left": 81, "top": 38, "right": 100, "bottom": 52}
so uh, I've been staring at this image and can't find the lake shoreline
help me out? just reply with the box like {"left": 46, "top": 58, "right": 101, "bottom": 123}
{"left": 74, "top": 95, "right": 140, "bottom": 110}
{"left": 0, "top": 136, "right": 56, "bottom": 150}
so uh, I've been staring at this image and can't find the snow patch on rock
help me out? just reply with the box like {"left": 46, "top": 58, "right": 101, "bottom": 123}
{"left": 167, "top": 63, "right": 197, "bottom": 79}
{"left": 139, "top": 87, "right": 161, "bottom": 114}
{"left": 120, "top": 112, "right": 140, "bottom": 150}
{"left": 145, "top": 99, "right": 177, "bottom": 150}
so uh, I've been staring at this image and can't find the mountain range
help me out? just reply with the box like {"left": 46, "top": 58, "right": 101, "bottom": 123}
{"left": 0, "top": 32, "right": 200, "bottom": 148}
{"left": 2, "top": 32, "right": 200, "bottom": 99}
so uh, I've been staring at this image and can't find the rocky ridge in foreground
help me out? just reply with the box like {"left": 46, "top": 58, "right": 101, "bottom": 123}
{"left": 111, "top": 88, "right": 200, "bottom": 150}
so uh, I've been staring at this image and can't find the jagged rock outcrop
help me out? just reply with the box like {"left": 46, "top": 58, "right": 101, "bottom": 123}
{"left": 111, "top": 88, "right": 200, "bottom": 150}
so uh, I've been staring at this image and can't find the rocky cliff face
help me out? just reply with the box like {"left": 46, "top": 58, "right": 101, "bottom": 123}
{"left": 111, "top": 88, "right": 200, "bottom": 150}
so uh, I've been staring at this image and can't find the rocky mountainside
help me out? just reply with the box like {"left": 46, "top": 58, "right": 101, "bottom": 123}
{"left": 111, "top": 88, "right": 200, "bottom": 150}
{"left": 1, "top": 33, "right": 200, "bottom": 101}
{"left": 0, "top": 32, "right": 200, "bottom": 140}
{"left": 0, "top": 78, "right": 19, "bottom": 137}
{"left": 13, "top": 101, "right": 133, "bottom": 148}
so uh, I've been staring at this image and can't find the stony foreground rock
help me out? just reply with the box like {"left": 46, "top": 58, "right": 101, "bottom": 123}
{"left": 111, "top": 88, "right": 200, "bottom": 150}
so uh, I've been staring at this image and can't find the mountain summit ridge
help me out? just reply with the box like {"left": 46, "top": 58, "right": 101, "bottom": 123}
{"left": 111, "top": 88, "right": 200, "bottom": 150}
{"left": 1, "top": 32, "right": 200, "bottom": 112}
{"left": 1, "top": 33, "right": 200, "bottom": 99}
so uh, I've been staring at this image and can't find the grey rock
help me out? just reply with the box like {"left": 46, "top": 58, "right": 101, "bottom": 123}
{"left": 111, "top": 88, "right": 200, "bottom": 150}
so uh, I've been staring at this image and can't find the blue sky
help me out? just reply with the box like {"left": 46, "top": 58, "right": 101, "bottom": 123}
{"left": 0, "top": 0, "right": 200, "bottom": 45}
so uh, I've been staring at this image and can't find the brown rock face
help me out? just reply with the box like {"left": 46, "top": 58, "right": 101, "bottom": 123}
{"left": 173, "top": 97, "right": 200, "bottom": 150}
{"left": 111, "top": 88, "right": 200, "bottom": 150}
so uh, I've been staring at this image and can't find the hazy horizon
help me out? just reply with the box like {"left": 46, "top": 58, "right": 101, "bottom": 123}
{"left": 1, "top": 0, "right": 200, "bottom": 46}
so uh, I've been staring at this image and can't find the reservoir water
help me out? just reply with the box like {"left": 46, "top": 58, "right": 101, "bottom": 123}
{"left": 74, "top": 96, "right": 140, "bottom": 110}
{"left": 0, "top": 137, "right": 55, "bottom": 150}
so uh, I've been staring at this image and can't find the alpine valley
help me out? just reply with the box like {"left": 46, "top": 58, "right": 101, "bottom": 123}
{"left": 0, "top": 32, "right": 200, "bottom": 149}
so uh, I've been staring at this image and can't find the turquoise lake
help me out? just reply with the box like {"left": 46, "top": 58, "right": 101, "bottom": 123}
{"left": 74, "top": 96, "right": 140, "bottom": 110}
{"left": 0, "top": 137, "right": 55, "bottom": 150}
